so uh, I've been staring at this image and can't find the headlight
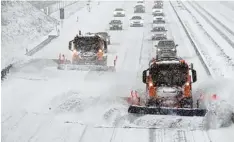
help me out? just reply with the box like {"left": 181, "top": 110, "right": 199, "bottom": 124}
{"left": 140, "top": 21, "right": 143, "bottom": 24}
{"left": 171, "top": 48, "right": 175, "bottom": 51}
{"left": 149, "top": 82, "right": 153, "bottom": 87}
{"left": 185, "top": 82, "right": 189, "bottom": 86}
{"left": 157, "top": 48, "right": 161, "bottom": 51}
{"left": 73, "top": 49, "right": 77, "bottom": 55}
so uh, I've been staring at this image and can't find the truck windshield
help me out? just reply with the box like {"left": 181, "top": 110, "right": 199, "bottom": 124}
{"left": 74, "top": 37, "right": 102, "bottom": 52}
{"left": 150, "top": 64, "right": 188, "bottom": 86}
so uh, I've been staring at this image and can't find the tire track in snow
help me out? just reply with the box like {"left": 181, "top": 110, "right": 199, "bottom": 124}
{"left": 220, "top": 1, "right": 234, "bottom": 13}
{"left": 78, "top": 125, "right": 88, "bottom": 142}
{"left": 168, "top": 0, "right": 211, "bottom": 76}
{"left": 193, "top": 2, "right": 234, "bottom": 38}
{"left": 149, "top": 129, "right": 156, "bottom": 142}
{"left": 178, "top": 1, "right": 234, "bottom": 75}
{"left": 190, "top": 1, "right": 234, "bottom": 49}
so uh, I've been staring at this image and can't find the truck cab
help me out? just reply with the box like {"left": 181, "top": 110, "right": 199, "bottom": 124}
{"left": 142, "top": 57, "right": 197, "bottom": 108}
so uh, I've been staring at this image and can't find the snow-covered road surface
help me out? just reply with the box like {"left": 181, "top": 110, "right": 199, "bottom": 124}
{"left": 2, "top": 1, "right": 234, "bottom": 142}
{"left": 174, "top": 1, "right": 234, "bottom": 78}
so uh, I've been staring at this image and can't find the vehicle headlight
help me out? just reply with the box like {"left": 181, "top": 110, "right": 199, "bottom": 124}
{"left": 149, "top": 82, "right": 153, "bottom": 87}
{"left": 185, "top": 82, "right": 189, "bottom": 86}
{"left": 171, "top": 48, "right": 175, "bottom": 51}
{"left": 157, "top": 48, "right": 161, "bottom": 51}
{"left": 140, "top": 21, "right": 143, "bottom": 24}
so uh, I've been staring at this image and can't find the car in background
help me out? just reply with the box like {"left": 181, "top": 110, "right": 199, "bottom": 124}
{"left": 113, "top": 8, "right": 125, "bottom": 17}
{"left": 130, "top": 15, "right": 144, "bottom": 27}
{"left": 109, "top": 20, "right": 123, "bottom": 30}
{"left": 151, "top": 26, "right": 167, "bottom": 40}
{"left": 134, "top": 4, "right": 145, "bottom": 13}
{"left": 155, "top": 40, "right": 178, "bottom": 58}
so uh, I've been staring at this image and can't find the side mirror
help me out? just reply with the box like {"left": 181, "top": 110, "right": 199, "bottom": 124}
{"left": 192, "top": 69, "right": 197, "bottom": 83}
{"left": 175, "top": 44, "right": 178, "bottom": 47}
{"left": 68, "top": 41, "right": 72, "bottom": 50}
{"left": 190, "top": 63, "right": 193, "bottom": 70}
{"left": 142, "top": 70, "right": 147, "bottom": 83}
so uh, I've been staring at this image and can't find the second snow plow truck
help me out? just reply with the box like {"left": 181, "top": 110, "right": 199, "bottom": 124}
{"left": 58, "top": 34, "right": 117, "bottom": 71}
{"left": 128, "top": 57, "right": 207, "bottom": 116}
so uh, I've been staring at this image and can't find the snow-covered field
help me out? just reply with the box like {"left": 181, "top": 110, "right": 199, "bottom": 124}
{"left": 2, "top": 1, "right": 234, "bottom": 142}
{"left": 1, "top": 1, "right": 59, "bottom": 70}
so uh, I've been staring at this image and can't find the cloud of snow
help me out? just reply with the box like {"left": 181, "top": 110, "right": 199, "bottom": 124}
{"left": 195, "top": 77, "right": 234, "bottom": 129}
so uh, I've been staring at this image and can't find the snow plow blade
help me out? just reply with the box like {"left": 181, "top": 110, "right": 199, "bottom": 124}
{"left": 128, "top": 105, "right": 207, "bottom": 117}
{"left": 58, "top": 64, "right": 116, "bottom": 72}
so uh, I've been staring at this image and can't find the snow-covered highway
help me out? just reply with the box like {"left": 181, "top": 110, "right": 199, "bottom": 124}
{"left": 2, "top": 1, "right": 234, "bottom": 142}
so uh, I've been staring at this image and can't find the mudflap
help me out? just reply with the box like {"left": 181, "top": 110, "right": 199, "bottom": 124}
{"left": 128, "top": 105, "right": 207, "bottom": 117}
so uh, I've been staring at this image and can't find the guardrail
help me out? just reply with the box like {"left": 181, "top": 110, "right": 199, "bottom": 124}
{"left": 26, "top": 35, "right": 58, "bottom": 56}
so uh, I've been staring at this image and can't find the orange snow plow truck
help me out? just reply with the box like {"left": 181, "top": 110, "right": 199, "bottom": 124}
{"left": 58, "top": 34, "right": 117, "bottom": 71}
{"left": 128, "top": 57, "right": 207, "bottom": 116}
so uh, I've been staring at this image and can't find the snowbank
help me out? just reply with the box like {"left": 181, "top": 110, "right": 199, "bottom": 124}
{"left": 1, "top": 1, "right": 58, "bottom": 70}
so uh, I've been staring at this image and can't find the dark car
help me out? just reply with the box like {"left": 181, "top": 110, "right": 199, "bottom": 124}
{"left": 155, "top": 40, "right": 178, "bottom": 58}
{"left": 134, "top": 5, "right": 145, "bottom": 13}
{"left": 109, "top": 20, "right": 123, "bottom": 30}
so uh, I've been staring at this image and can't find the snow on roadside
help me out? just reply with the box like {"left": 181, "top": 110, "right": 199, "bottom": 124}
{"left": 196, "top": 1, "right": 234, "bottom": 34}
{"left": 174, "top": 1, "right": 234, "bottom": 78}
{"left": 1, "top": 1, "right": 58, "bottom": 70}
{"left": 187, "top": 2, "right": 234, "bottom": 64}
